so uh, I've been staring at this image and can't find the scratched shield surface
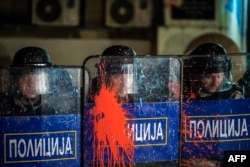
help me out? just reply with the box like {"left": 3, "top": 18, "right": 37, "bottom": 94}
{"left": 0, "top": 66, "right": 83, "bottom": 166}
{"left": 181, "top": 53, "right": 250, "bottom": 164}
{"left": 84, "top": 55, "right": 181, "bottom": 167}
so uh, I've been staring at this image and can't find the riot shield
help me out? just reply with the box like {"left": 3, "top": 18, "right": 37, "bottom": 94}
{"left": 83, "top": 55, "right": 182, "bottom": 167}
{"left": 0, "top": 66, "right": 83, "bottom": 166}
{"left": 181, "top": 53, "right": 250, "bottom": 166}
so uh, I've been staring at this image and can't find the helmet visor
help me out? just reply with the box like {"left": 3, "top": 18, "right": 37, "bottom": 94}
{"left": 16, "top": 69, "right": 50, "bottom": 98}
{"left": 102, "top": 57, "right": 137, "bottom": 98}
{"left": 121, "top": 64, "right": 137, "bottom": 94}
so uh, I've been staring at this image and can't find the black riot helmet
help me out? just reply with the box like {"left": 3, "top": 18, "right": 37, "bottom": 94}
{"left": 11, "top": 47, "right": 52, "bottom": 102}
{"left": 11, "top": 46, "right": 52, "bottom": 77}
{"left": 12, "top": 46, "right": 52, "bottom": 67}
{"left": 93, "top": 45, "right": 137, "bottom": 99}
{"left": 187, "top": 54, "right": 232, "bottom": 74}
{"left": 188, "top": 43, "right": 227, "bottom": 55}
{"left": 101, "top": 45, "right": 136, "bottom": 75}
{"left": 102, "top": 45, "right": 136, "bottom": 57}
{"left": 187, "top": 43, "right": 231, "bottom": 74}
{"left": 184, "top": 43, "right": 233, "bottom": 93}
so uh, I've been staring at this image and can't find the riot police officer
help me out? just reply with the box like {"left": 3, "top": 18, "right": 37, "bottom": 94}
{"left": 182, "top": 43, "right": 244, "bottom": 167}
{"left": 90, "top": 45, "right": 137, "bottom": 103}
{"left": 183, "top": 43, "right": 243, "bottom": 100}
{"left": 0, "top": 46, "right": 57, "bottom": 116}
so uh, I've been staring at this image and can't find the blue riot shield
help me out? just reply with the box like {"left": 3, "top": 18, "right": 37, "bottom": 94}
{"left": 83, "top": 55, "right": 181, "bottom": 166}
{"left": 181, "top": 53, "right": 250, "bottom": 166}
{"left": 0, "top": 66, "right": 83, "bottom": 166}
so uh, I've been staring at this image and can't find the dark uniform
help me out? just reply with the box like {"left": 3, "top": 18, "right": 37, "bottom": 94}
{"left": 182, "top": 43, "right": 244, "bottom": 167}
{"left": 183, "top": 43, "right": 244, "bottom": 100}
{"left": 238, "top": 70, "right": 250, "bottom": 97}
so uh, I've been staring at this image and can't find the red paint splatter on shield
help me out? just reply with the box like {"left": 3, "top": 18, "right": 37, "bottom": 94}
{"left": 180, "top": 102, "right": 223, "bottom": 167}
{"left": 90, "top": 84, "right": 134, "bottom": 167}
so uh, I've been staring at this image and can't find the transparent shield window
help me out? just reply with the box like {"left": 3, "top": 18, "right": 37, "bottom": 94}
{"left": 0, "top": 66, "right": 82, "bottom": 116}
{"left": 0, "top": 66, "right": 83, "bottom": 166}
{"left": 180, "top": 53, "right": 250, "bottom": 166}
{"left": 84, "top": 55, "right": 181, "bottom": 167}
{"left": 182, "top": 54, "right": 244, "bottom": 100}
{"left": 85, "top": 56, "right": 181, "bottom": 103}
